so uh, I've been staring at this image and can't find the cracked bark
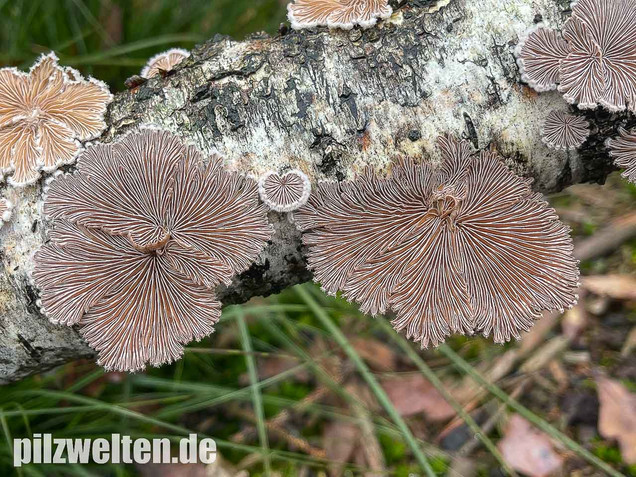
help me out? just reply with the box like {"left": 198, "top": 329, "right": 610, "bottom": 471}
{"left": 0, "top": 0, "right": 629, "bottom": 383}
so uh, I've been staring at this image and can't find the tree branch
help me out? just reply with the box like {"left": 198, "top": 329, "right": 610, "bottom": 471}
{"left": 0, "top": 0, "right": 626, "bottom": 383}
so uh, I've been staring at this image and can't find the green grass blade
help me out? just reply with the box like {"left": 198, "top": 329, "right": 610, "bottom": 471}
{"left": 296, "top": 285, "right": 437, "bottom": 476}
{"left": 438, "top": 344, "right": 625, "bottom": 477}
{"left": 236, "top": 309, "right": 271, "bottom": 474}
{"left": 376, "top": 318, "right": 517, "bottom": 476}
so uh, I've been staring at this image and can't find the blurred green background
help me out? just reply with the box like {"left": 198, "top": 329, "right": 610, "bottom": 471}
{"left": 1, "top": 1, "right": 635, "bottom": 476}
{"left": 0, "top": 0, "right": 286, "bottom": 88}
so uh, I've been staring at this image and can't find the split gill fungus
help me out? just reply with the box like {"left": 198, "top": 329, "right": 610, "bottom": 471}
{"left": 33, "top": 129, "right": 273, "bottom": 372}
{"left": 516, "top": 0, "right": 636, "bottom": 112}
{"left": 141, "top": 48, "right": 190, "bottom": 79}
{"left": 0, "top": 52, "right": 112, "bottom": 187}
{"left": 293, "top": 136, "right": 580, "bottom": 348}
{"left": 287, "top": 0, "right": 392, "bottom": 30}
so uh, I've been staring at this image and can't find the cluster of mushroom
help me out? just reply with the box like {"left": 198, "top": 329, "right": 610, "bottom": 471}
{"left": 0, "top": 0, "right": 631, "bottom": 373}
{"left": 515, "top": 0, "right": 636, "bottom": 182}
{"left": 34, "top": 129, "right": 272, "bottom": 371}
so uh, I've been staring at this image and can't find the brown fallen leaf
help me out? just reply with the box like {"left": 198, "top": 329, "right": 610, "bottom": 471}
{"left": 350, "top": 337, "right": 397, "bottom": 371}
{"left": 323, "top": 421, "right": 360, "bottom": 477}
{"left": 582, "top": 275, "right": 636, "bottom": 301}
{"left": 498, "top": 414, "right": 564, "bottom": 477}
{"left": 381, "top": 374, "right": 455, "bottom": 421}
{"left": 596, "top": 375, "right": 636, "bottom": 464}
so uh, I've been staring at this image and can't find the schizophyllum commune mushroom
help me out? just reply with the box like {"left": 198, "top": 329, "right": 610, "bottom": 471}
{"left": 259, "top": 169, "right": 312, "bottom": 212}
{"left": 0, "top": 52, "right": 112, "bottom": 187}
{"left": 294, "top": 136, "right": 580, "bottom": 348}
{"left": 33, "top": 129, "right": 273, "bottom": 372}
{"left": 541, "top": 110, "right": 590, "bottom": 151}
{"left": 287, "top": 0, "right": 392, "bottom": 30}
{"left": 516, "top": 0, "right": 636, "bottom": 112}
{"left": 141, "top": 48, "right": 190, "bottom": 79}
{"left": 607, "top": 128, "right": 636, "bottom": 184}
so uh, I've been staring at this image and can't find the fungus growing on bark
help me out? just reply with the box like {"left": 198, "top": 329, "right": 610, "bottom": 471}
{"left": 33, "top": 129, "right": 273, "bottom": 371}
{"left": 287, "top": 0, "right": 392, "bottom": 30}
{"left": 559, "top": 0, "right": 636, "bottom": 111}
{"left": 0, "top": 198, "right": 13, "bottom": 227}
{"left": 0, "top": 52, "right": 112, "bottom": 186}
{"left": 141, "top": 48, "right": 189, "bottom": 79}
{"left": 294, "top": 136, "right": 579, "bottom": 347}
{"left": 541, "top": 110, "right": 590, "bottom": 150}
{"left": 259, "top": 169, "right": 311, "bottom": 212}
{"left": 606, "top": 128, "right": 636, "bottom": 184}
{"left": 516, "top": 26, "right": 570, "bottom": 92}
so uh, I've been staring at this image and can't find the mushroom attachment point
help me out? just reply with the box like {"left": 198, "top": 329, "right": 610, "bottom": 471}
{"left": 606, "top": 127, "right": 636, "bottom": 184}
{"left": 0, "top": 198, "right": 13, "bottom": 227}
{"left": 516, "top": 26, "right": 570, "bottom": 92}
{"left": 541, "top": 110, "right": 590, "bottom": 150}
{"left": 287, "top": 0, "right": 392, "bottom": 30}
{"left": 558, "top": 0, "right": 636, "bottom": 111}
{"left": 0, "top": 52, "right": 112, "bottom": 187}
{"left": 293, "top": 136, "right": 579, "bottom": 347}
{"left": 141, "top": 48, "right": 190, "bottom": 79}
{"left": 259, "top": 169, "right": 312, "bottom": 212}
{"left": 33, "top": 129, "right": 273, "bottom": 372}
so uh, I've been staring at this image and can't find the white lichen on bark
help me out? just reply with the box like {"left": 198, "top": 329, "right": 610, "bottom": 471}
{"left": 0, "top": 0, "right": 622, "bottom": 382}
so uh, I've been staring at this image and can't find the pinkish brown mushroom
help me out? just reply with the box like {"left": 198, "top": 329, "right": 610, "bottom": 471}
{"left": 287, "top": 0, "right": 392, "bottom": 30}
{"left": 516, "top": 26, "right": 570, "bottom": 92}
{"left": 141, "top": 48, "right": 190, "bottom": 79}
{"left": 259, "top": 169, "right": 312, "bottom": 212}
{"left": 0, "top": 197, "right": 13, "bottom": 227}
{"left": 0, "top": 53, "right": 112, "bottom": 186}
{"left": 33, "top": 129, "right": 273, "bottom": 371}
{"left": 559, "top": 0, "right": 636, "bottom": 111}
{"left": 541, "top": 110, "right": 590, "bottom": 150}
{"left": 294, "top": 136, "right": 579, "bottom": 346}
{"left": 606, "top": 127, "right": 636, "bottom": 184}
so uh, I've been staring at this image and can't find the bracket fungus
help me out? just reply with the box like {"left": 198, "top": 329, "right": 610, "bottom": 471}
{"left": 0, "top": 198, "right": 12, "bottom": 227}
{"left": 33, "top": 129, "right": 273, "bottom": 372}
{"left": 259, "top": 169, "right": 312, "bottom": 212}
{"left": 541, "top": 110, "right": 590, "bottom": 151}
{"left": 287, "top": 0, "right": 392, "bottom": 30}
{"left": 606, "top": 128, "right": 636, "bottom": 184}
{"left": 516, "top": 26, "right": 570, "bottom": 92}
{"left": 0, "top": 52, "right": 112, "bottom": 187}
{"left": 141, "top": 48, "right": 190, "bottom": 79}
{"left": 515, "top": 0, "right": 636, "bottom": 112}
{"left": 294, "top": 136, "right": 579, "bottom": 347}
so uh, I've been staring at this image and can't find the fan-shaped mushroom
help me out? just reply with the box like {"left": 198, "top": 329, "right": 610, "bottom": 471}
{"left": 516, "top": 26, "right": 570, "bottom": 92}
{"left": 294, "top": 136, "right": 579, "bottom": 347}
{"left": 259, "top": 169, "right": 312, "bottom": 212}
{"left": 607, "top": 127, "right": 636, "bottom": 184}
{"left": 34, "top": 129, "right": 273, "bottom": 371}
{"left": 287, "top": 0, "right": 392, "bottom": 30}
{"left": 559, "top": 0, "right": 636, "bottom": 111}
{"left": 0, "top": 52, "right": 112, "bottom": 186}
{"left": 541, "top": 110, "right": 590, "bottom": 150}
{"left": 141, "top": 48, "right": 190, "bottom": 79}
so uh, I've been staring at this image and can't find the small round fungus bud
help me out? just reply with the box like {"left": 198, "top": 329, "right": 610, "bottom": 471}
{"left": 287, "top": 0, "right": 392, "bottom": 30}
{"left": 33, "top": 129, "right": 273, "bottom": 372}
{"left": 259, "top": 169, "right": 312, "bottom": 212}
{"left": 141, "top": 48, "right": 190, "bottom": 79}
{"left": 516, "top": 26, "right": 570, "bottom": 92}
{"left": 0, "top": 52, "right": 112, "bottom": 187}
{"left": 541, "top": 110, "right": 590, "bottom": 150}
{"left": 0, "top": 198, "right": 13, "bottom": 226}
{"left": 294, "top": 135, "right": 579, "bottom": 347}
{"left": 558, "top": 0, "right": 636, "bottom": 112}
{"left": 606, "top": 127, "right": 636, "bottom": 184}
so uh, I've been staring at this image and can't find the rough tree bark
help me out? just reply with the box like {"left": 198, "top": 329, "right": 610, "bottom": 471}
{"left": 0, "top": 0, "right": 627, "bottom": 384}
